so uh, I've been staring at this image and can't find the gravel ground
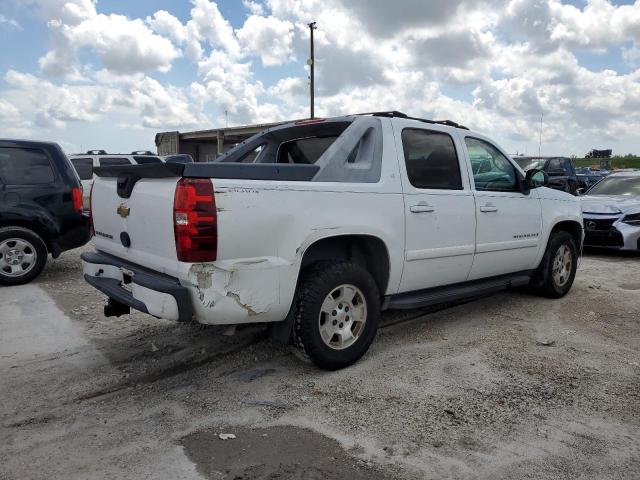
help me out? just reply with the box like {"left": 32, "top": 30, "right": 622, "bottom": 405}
{"left": 1, "top": 246, "right": 639, "bottom": 479}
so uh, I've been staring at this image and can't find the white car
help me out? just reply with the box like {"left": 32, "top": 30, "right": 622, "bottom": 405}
{"left": 581, "top": 170, "right": 640, "bottom": 250}
{"left": 69, "top": 150, "right": 163, "bottom": 210}
{"left": 81, "top": 113, "right": 583, "bottom": 370}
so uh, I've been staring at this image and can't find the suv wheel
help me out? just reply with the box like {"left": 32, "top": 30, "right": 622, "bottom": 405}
{"left": 531, "top": 231, "right": 578, "bottom": 298}
{"left": 0, "top": 227, "right": 48, "bottom": 286}
{"left": 292, "top": 261, "right": 380, "bottom": 370}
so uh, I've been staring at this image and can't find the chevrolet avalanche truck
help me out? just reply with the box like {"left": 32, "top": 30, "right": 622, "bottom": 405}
{"left": 82, "top": 112, "right": 583, "bottom": 370}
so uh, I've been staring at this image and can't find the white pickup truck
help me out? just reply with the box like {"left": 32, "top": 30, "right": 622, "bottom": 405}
{"left": 82, "top": 112, "right": 583, "bottom": 370}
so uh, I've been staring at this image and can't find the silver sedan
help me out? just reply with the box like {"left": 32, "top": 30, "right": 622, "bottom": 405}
{"left": 580, "top": 171, "right": 640, "bottom": 251}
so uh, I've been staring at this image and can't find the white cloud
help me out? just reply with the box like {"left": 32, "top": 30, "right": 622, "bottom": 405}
{"left": 243, "top": 1, "right": 265, "bottom": 16}
{"left": 623, "top": 42, "right": 640, "bottom": 68}
{"left": 34, "top": 0, "right": 180, "bottom": 77}
{"left": 189, "top": 0, "right": 240, "bottom": 57}
{"left": 147, "top": 10, "right": 203, "bottom": 61}
{"left": 268, "top": 77, "right": 307, "bottom": 98}
{"left": 2, "top": 69, "right": 210, "bottom": 133}
{"left": 0, "top": 14, "right": 21, "bottom": 29}
{"left": 236, "top": 15, "right": 294, "bottom": 66}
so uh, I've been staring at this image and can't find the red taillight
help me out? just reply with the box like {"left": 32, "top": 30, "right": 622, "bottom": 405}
{"left": 174, "top": 178, "right": 217, "bottom": 262}
{"left": 89, "top": 181, "right": 94, "bottom": 237}
{"left": 72, "top": 187, "right": 83, "bottom": 214}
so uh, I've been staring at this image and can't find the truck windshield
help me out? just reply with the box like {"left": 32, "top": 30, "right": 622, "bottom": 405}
{"left": 587, "top": 176, "right": 640, "bottom": 196}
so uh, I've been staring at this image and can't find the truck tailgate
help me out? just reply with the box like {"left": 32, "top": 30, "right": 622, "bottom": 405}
{"left": 91, "top": 176, "right": 180, "bottom": 275}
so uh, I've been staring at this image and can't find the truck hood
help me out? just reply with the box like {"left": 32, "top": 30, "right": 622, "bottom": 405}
{"left": 580, "top": 194, "right": 640, "bottom": 215}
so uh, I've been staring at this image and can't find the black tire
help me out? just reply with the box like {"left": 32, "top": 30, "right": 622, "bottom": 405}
{"left": 292, "top": 261, "right": 380, "bottom": 370}
{"left": 530, "top": 231, "right": 578, "bottom": 298}
{"left": 0, "top": 227, "right": 48, "bottom": 286}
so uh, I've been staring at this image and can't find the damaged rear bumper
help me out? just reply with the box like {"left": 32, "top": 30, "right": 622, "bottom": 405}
{"left": 81, "top": 251, "right": 193, "bottom": 322}
{"left": 81, "top": 250, "right": 292, "bottom": 325}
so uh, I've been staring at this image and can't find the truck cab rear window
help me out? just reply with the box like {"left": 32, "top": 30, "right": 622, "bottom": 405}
{"left": 277, "top": 137, "right": 339, "bottom": 164}
{"left": 0, "top": 147, "right": 55, "bottom": 185}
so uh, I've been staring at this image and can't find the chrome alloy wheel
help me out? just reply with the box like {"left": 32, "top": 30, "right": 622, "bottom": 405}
{"left": 318, "top": 284, "right": 367, "bottom": 350}
{"left": 0, "top": 238, "right": 38, "bottom": 277}
{"left": 552, "top": 244, "right": 572, "bottom": 288}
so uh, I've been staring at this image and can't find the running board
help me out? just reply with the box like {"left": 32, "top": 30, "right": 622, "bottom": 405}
{"left": 385, "top": 271, "right": 533, "bottom": 310}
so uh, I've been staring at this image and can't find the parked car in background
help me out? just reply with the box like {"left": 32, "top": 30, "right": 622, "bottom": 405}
{"left": 0, "top": 139, "right": 90, "bottom": 285}
{"left": 81, "top": 112, "right": 583, "bottom": 370}
{"left": 69, "top": 151, "right": 163, "bottom": 210}
{"left": 581, "top": 171, "right": 640, "bottom": 250}
{"left": 513, "top": 156, "right": 579, "bottom": 195}
{"left": 576, "top": 173, "right": 603, "bottom": 190}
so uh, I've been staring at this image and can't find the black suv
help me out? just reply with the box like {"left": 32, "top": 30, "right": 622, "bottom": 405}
{"left": 513, "top": 156, "right": 579, "bottom": 195}
{"left": 0, "top": 140, "right": 90, "bottom": 285}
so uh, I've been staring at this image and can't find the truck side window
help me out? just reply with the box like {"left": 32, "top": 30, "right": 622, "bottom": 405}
{"left": 465, "top": 137, "right": 518, "bottom": 192}
{"left": 0, "top": 147, "right": 55, "bottom": 185}
{"left": 401, "top": 129, "right": 462, "bottom": 190}
{"left": 71, "top": 158, "right": 93, "bottom": 180}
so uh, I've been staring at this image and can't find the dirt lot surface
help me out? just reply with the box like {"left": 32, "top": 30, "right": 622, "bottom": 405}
{"left": 1, "top": 246, "right": 639, "bottom": 479}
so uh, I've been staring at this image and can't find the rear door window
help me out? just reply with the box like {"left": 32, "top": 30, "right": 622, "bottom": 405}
{"left": 401, "top": 129, "right": 462, "bottom": 190}
{"left": 71, "top": 158, "right": 93, "bottom": 180}
{"left": 0, "top": 147, "right": 55, "bottom": 185}
{"left": 99, "top": 157, "right": 132, "bottom": 166}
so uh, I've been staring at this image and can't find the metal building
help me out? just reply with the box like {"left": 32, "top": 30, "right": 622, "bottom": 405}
{"left": 155, "top": 120, "right": 290, "bottom": 162}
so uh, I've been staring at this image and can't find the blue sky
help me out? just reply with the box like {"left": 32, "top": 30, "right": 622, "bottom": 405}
{"left": 1, "top": 0, "right": 640, "bottom": 156}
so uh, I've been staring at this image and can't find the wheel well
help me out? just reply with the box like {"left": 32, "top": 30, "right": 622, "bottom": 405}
{"left": 300, "top": 235, "right": 390, "bottom": 295}
{"left": 550, "top": 220, "right": 583, "bottom": 247}
{"left": 0, "top": 220, "right": 52, "bottom": 252}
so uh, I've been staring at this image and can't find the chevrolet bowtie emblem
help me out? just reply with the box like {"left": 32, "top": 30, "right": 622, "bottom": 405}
{"left": 117, "top": 204, "right": 130, "bottom": 218}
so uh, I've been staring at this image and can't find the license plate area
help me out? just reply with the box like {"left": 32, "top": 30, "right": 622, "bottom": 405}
{"left": 121, "top": 268, "right": 134, "bottom": 292}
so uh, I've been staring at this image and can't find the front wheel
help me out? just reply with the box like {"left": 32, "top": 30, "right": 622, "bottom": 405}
{"left": 531, "top": 231, "right": 578, "bottom": 298}
{"left": 292, "top": 261, "right": 380, "bottom": 370}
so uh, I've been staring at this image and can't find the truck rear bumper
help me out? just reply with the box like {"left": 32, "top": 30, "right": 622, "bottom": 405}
{"left": 81, "top": 251, "right": 193, "bottom": 322}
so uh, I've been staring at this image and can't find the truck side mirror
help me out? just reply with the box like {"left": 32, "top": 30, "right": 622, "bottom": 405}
{"left": 526, "top": 168, "right": 548, "bottom": 189}
{"left": 576, "top": 187, "right": 585, "bottom": 196}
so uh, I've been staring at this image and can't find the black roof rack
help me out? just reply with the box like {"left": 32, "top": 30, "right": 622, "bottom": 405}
{"left": 355, "top": 111, "right": 469, "bottom": 130}
{"left": 132, "top": 150, "right": 155, "bottom": 155}
{"left": 87, "top": 149, "right": 107, "bottom": 155}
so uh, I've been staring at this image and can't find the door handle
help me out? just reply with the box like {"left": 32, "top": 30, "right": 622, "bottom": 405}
{"left": 410, "top": 204, "right": 435, "bottom": 213}
{"left": 480, "top": 205, "right": 498, "bottom": 213}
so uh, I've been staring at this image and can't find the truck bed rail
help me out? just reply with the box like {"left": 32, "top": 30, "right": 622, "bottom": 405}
{"left": 93, "top": 162, "right": 320, "bottom": 181}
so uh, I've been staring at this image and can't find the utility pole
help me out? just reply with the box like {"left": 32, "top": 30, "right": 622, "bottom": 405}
{"left": 307, "top": 21, "right": 317, "bottom": 119}
{"left": 538, "top": 114, "right": 543, "bottom": 158}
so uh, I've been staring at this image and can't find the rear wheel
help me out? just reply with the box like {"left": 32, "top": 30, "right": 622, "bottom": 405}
{"left": 531, "top": 231, "right": 578, "bottom": 298}
{"left": 292, "top": 261, "right": 380, "bottom": 370}
{"left": 0, "top": 227, "right": 48, "bottom": 286}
